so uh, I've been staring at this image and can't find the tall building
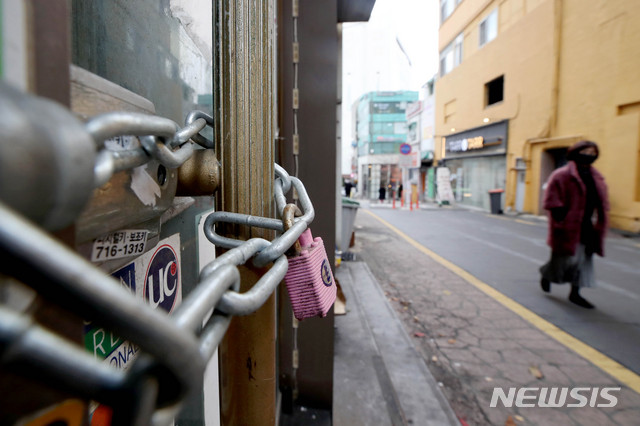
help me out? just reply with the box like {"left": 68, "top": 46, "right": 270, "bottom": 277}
{"left": 416, "top": 78, "right": 437, "bottom": 201}
{"left": 341, "top": 21, "right": 414, "bottom": 176}
{"left": 435, "top": 0, "right": 640, "bottom": 232}
{"left": 354, "top": 90, "right": 419, "bottom": 199}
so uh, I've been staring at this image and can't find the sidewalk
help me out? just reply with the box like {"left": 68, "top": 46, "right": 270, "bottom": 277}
{"left": 341, "top": 209, "right": 640, "bottom": 425}
{"left": 333, "top": 261, "right": 459, "bottom": 426}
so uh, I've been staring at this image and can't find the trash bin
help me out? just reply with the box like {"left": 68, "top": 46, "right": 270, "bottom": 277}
{"left": 340, "top": 197, "right": 360, "bottom": 252}
{"left": 488, "top": 189, "right": 504, "bottom": 214}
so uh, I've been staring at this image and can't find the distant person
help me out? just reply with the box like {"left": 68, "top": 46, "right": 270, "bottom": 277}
{"left": 398, "top": 184, "right": 403, "bottom": 200}
{"left": 539, "top": 140, "right": 609, "bottom": 309}
{"left": 378, "top": 186, "right": 386, "bottom": 203}
{"left": 344, "top": 181, "right": 353, "bottom": 198}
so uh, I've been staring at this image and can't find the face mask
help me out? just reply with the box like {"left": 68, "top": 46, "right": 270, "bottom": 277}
{"left": 574, "top": 153, "right": 597, "bottom": 165}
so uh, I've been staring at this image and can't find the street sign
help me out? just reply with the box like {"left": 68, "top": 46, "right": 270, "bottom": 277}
{"left": 400, "top": 143, "right": 411, "bottom": 155}
{"left": 398, "top": 151, "right": 419, "bottom": 168}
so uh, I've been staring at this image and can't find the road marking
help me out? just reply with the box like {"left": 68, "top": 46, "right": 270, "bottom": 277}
{"left": 484, "top": 214, "right": 511, "bottom": 221}
{"left": 448, "top": 226, "right": 640, "bottom": 301}
{"left": 514, "top": 219, "right": 539, "bottom": 226}
{"left": 484, "top": 214, "right": 541, "bottom": 227}
{"left": 364, "top": 209, "right": 640, "bottom": 395}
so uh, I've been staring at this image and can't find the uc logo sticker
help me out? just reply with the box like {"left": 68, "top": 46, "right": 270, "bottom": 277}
{"left": 144, "top": 245, "right": 179, "bottom": 312}
{"left": 321, "top": 259, "right": 333, "bottom": 287}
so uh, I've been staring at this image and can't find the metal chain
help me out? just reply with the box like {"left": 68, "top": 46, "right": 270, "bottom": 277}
{"left": 0, "top": 100, "right": 318, "bottom": 423}
{"left": 204, "top": 173, "right": 313, "bottom": 268}
{"left": 87, "top": 111, "right": 211, "bottom": 188}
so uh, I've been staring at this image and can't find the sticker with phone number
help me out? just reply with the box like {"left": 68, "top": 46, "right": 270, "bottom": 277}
{"left": 91, "top": 230, "right": 148, "bottom": 262}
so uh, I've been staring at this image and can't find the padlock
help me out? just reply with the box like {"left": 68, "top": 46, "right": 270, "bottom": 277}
{"left": 282, "top": 205, "right": 336, "bottom": 320}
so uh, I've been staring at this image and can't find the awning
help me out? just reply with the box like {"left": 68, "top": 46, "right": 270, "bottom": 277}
{"left": 421, "top": 150, "right": 434, "bottom": 161}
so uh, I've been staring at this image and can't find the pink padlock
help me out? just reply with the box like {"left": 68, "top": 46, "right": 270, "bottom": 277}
{"left": 284, "top": 228, "right": 336, "bottom": 320}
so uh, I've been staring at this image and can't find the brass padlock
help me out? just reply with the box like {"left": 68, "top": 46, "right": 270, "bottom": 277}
{"left": 176, "top": 149, "right": 221, "bottom": 196}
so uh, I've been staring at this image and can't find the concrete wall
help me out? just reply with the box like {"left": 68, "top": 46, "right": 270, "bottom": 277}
{"left": 554, "top": 0, "right": 640, "bottom": 232}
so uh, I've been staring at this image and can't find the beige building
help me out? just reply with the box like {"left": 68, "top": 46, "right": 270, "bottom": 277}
{"left": 435, "top": 0, "right": 640, "bottom": 232}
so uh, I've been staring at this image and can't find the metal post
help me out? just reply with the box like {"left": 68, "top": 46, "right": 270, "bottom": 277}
{"left": 214, "top": 0, "right": 277, "bottom": 424}
{"left": 277, "top": 0, "right": 337, "bottom": 410}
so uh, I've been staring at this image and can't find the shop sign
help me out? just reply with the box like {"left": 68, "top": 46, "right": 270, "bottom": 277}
{"left": 447, "top": 136, "right": 484, "bottom": 153}
{"left": 436, "top": 167, "right": 455, "bottom": 203}
{"left": 371, "top": 102, "right": 406, "bottom": 114}
{"left": 376, "top": 135, "right": 402, "bottom": 142}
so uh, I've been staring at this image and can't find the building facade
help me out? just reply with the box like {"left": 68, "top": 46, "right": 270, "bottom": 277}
{"left": 435, "top": 0, "right": 640, "bottom": 232}
{"left": 419, "top": 78, "right": 437, "bottom": 201}
{"left": 406, "top": 100, "right": 424, "bottom": 203}
{"left": 355, "top": 90, "right": 419, "bottom": 200}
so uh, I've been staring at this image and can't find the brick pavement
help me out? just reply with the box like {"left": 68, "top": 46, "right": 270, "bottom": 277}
{"left": 349, "top": 210, "right": 640, "bottom": 425}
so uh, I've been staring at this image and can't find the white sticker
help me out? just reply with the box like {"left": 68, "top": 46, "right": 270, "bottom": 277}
{"left": 85, "top": 234, "right": 182, "bottom": 421}
{"left": 131, "top": 165, "right": 162, "bottom": 206}
{"left": 91, "top": 229, "right": 149, "bottom": 262}
{"left": 104, "top": 135, "right": 137, "bottom": 151}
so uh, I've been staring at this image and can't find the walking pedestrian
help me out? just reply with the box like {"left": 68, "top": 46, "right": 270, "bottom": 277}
{"left": 378, "top": 186, "right": 386, "bottom": 203}
{"left": 539, "top": 140, "right": 609, "bottom": 309}
{"left": 344, "top": 180, "right": 353, "bottom": 197}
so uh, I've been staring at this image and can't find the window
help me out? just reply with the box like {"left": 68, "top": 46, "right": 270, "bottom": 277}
{"left": 439, "top": 32, "right": 463, "bottom": 77}
{"left": 479, "top": 8, "right": 498, "bottom": 47}
{"left": 485, "top": 75, "right": 504, "bottom": 106}
{"left": 441, "top": 0, "right": 453, "bottom": 23}
{"left": 394, "top": 122, "right": 407, "bottom": 134}
{"left": 453, "top": 33, "right": 463, "bottom": 67}
{"left": 440, "top": 48, "right": 453, "bottom": 77}
{"left": 407, "top": 122, "right": 419, "bottom": 143}
{"left": 72, "top": 1, "right": 214, "bottom": 125}
{"left": 441, "top": 0, "right": 463, "bottom": 23}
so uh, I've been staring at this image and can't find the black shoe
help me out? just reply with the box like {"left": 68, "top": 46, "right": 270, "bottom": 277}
{"left": 540, "top": 277, "right": 550, "bottom": 293}
{"left": 569, "top": 292, "right": 595, "bottom": 309}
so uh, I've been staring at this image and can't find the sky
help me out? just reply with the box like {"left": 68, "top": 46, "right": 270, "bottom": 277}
{"left": 340, "top": 0, "right": 440, "bottom": 174}
{"left": 368, "top": 0, "right": 440, "bottom": 88}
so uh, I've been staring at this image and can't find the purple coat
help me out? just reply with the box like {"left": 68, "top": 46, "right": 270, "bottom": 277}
{"left": 543, "top": 161, "right": 609, "bottom": 256}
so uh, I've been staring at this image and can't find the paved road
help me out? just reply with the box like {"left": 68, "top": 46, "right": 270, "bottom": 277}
{"left": 365, "top": 205, "right": 640, "bottom": 374}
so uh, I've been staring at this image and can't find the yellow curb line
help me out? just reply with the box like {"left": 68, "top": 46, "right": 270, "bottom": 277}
{"left": 363, "top": 209, "right": 640, "bottom": 395}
